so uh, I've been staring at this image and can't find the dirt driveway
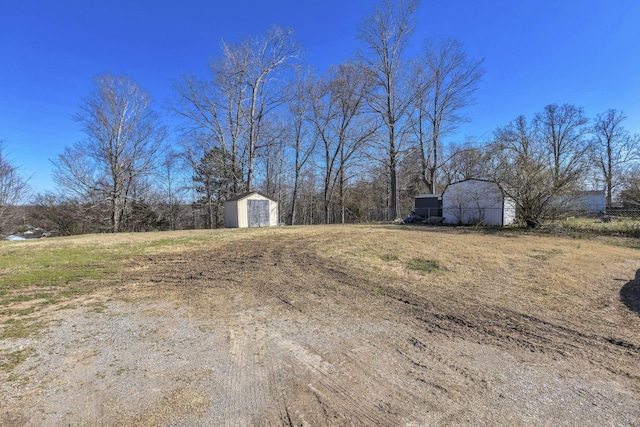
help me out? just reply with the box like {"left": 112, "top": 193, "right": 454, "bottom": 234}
{"left": 2, "top": 227, "right": 640, "bottom": 426}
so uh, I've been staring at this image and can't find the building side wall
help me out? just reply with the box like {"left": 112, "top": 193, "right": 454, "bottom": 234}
{"left": 224, "top": 201, "right": 239, "bottom": 228}
{"left": 549, "top": 192, "right": 606, "bottom": 213}
{"left": 443, "top": 181, "right": 505, "bottom": 226}
{"left": 269, "top": 201, "right": 279, "bottom": 226}
{"left": 573, "top": 194, "right": 606, "bottom": 212}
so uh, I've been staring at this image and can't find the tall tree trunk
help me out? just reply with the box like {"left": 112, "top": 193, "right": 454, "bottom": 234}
{"left": 290, "top": 150, "right": 301, "bottom": 225}
{"left": 389, "top": 126, "right": 398, "bottom": 219}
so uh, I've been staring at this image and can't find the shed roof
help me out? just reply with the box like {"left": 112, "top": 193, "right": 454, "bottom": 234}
{"left": 573, "top": 190, "right": 605, "bottom": 196}
{"left": 446, "top": 178, "right": 496, "bottom": 187}
{"left": 225, "top": 191, "right": 277, "bottom": 203}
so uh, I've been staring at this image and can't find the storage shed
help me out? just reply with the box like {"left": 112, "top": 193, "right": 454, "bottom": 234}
{"left": 224, "top": 191, "right": 279, "bottom": 228}
{"left": 414, "top": 194, "right": 442, "bottom": 218}
{"left": 442, "top": 180, "right": 515, "bottom": 226}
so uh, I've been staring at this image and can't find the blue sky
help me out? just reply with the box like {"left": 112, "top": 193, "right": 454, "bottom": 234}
{"left": 2, "top": 0, "right": 639, "bottom": 194}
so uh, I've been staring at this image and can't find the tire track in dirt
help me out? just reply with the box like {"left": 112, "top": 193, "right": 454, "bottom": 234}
{"left": 222, "top": 324, "right": 250, "bottom": 427}
{"left": 222, "top": 312, "right": 279, "bottom": 427}
{"left": 373, "top": 283, "right": 640, "bottom": 384}
{"left": 275, "top": 334, "right": 400, "bottom": 426}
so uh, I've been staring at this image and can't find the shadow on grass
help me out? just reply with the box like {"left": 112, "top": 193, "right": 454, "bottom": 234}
{"left": 620, "top": 270, "right": 640, "bottom": 317}
{"left": 377, "top": 223, "right": 527, "bottom": 237}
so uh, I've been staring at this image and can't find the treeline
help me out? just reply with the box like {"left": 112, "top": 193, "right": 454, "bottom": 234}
{"left": 2, "top": 0, "right": 639, "bottom": 235}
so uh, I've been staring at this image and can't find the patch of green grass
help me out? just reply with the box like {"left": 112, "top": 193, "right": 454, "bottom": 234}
{"left": 0, "top": 241, "right": 131, "bottom": 338}
{"left": 0, "top": 245, "right": 120, "bottom": 292}
{"left": 146, "top": 237, "right": 194, "bottom": 248}
{"left": 0, "top": 294, "right": 33, "bottom": 305}
{"left": 0, "top": 347, "right": 35, "bottom": 372}
{"left": 371, "top": 286, "right": 387, "bottom": 295}
{"left": 60, "top": 287, "right": 83, "bottom": 298}
{"left": 34, "top": 292, "right": 53, "bottom": 300}
{"left": 380, "top": 254, "right": 399, "bottom": 262}
{"left": 0, "top": 292, "right": 57, "bottom": 306}
{"left": 408, "top": 258, "right": 440, "bottom": 273}
{"left": 91, "top": 302, "right": 108, "bottom": 313}
{"left": 144, "top": 234, "right": 219, "bottom": 250}
{"left": 0, "top": 265, "right": 109, "bottom": 291}
{"left": 114, "top": 366, "right": 129, "bottom": 376}
{"left": 0, "top": 232, "right": 224, "bottom": 299}
{"left": 39, "top": 297, "right": 59, "bottom": 306}
{"left": 532, "top": 288, "right": 550, "bottom": 296}
{"left": 1, "top": 319, "right": 44, "bottom": 339}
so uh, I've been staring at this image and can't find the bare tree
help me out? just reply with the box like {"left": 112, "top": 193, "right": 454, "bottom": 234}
{"left": 592, "top": 109, "right": 640, "bottom": 207}
{"left": 619, "top": 165, "right": 640, "bottom": 208}
{"left": 285, "top": 71, "right": 317, "bottom": 225}
{"left": 359, "top": 0, "right": 419, "bottom": 219}
{"left": 440, "top": 142, "right": 491, "bottom": 187}
{"left": 156, "top": 149, "right": 191, "bottom": 230}
{"left": 29, "top": 192, "right": 85, "bottom": 235}
{"left": 172, "top": 71, "right": 245, "bottom": 196}
{"left": 255, "top": 116, "right": 288, "bottom": 201}
{"left": 173, "top": 26, "right": 299, "bottom": 196}
{"left": 0, "top": 142, "right": 30, "bottom": 235}
{"left": 534, "top": 103, "right": 591, "bottom": 190}
{"left": 222, "top": 25, "right": 300, "bottom": 191}
{"left": 410, "top": 38, "right": 484, "bottom": 193}
{"left": 490, "top": 115, "right": 554, "bottom": 228}
{"left": 53, "top": 74, "right": 167, "bottom": 233}
{"left": 310, "top": 61, "right": 377, "bottom": 224}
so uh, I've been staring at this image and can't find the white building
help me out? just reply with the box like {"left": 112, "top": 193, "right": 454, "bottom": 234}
{"left": 442, "top": 180, "right": 515, "bottom": 226}
{"left": 224, "top": 192, "right": 279, "bottom": 228}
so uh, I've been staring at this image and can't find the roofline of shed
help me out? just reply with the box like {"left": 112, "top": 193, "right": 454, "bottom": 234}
{"left": 415, "top": 194, "right": 442, "bottom": 198}
{"left": 225, "top": 191, "right": 277, "bottom": 203}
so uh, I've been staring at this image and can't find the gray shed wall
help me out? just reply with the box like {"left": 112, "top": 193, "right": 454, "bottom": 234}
{"left": 224, "top": 193, "right": 279, "bottom": 228}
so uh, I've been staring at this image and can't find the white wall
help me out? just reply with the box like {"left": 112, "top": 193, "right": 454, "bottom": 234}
{"left": 268, "top": 200, "right": 279, "bottom": 226}
{"left": 503, "top": 198, "right": 516, "bottom": 225}
{"left": 443, "top": 180, "right": 512, "bottom": 226}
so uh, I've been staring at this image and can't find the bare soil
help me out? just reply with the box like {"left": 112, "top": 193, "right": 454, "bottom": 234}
{"left": 2, "top": 226, "right": 640, "bottom": 426}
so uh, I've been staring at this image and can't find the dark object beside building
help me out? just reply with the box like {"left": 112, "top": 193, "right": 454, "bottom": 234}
{"left": 414, "top": 194, "right": 442, "bottom": 218}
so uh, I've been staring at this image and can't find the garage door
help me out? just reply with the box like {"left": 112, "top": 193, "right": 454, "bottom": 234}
{"left": 248, "top": 200, "right": 270, "bottom": 227}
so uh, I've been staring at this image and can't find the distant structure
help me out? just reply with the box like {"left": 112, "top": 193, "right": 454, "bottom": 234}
{"left": 549, "top": 191, "right": 606, "bottom": 215}
{"left": 224, "top": 191, "right": 279, "bottom": 228}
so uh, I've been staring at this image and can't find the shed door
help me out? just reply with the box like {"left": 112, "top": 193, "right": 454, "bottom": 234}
{"left": 248, "top": 200, "right": 270, "bottom": 227}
